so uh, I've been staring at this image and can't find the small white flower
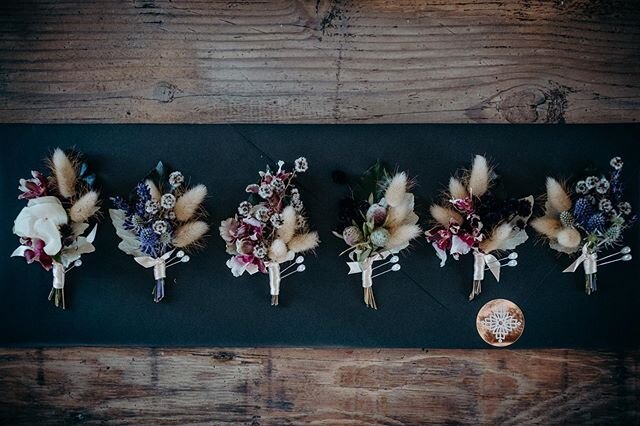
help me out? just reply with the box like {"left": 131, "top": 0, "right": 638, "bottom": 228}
{"left": 238, "top": 201, "right": 252, "bottom": 216}
{"left": 145, "top": 200, "right": 159, "bottom": 215}
{"left": 271, "top": 178, "right": 285, "bottom": 192}
{"left": 270, "top": 213, "right": 284, "bottom": 228}
{"left": 164, "top": 211, "right": 176, "bottom": 220}
{"left": 295, "top": 215, "right": 307, "bottom": 230}
{"left": 575, "top": 181, "right": 587, "bottom": 194}
{"left": 169, "top": 171, "right": 184, "bottom": 187}
{"left": 292, "top": 198, "right": 304, "bottom": 212}
{"left": 619, "top": 202, "right": 632, "bottom": 215}
{"left": 294, "top": 157, "right": 308, "bottom": 173}
{"left": 255, "top": 206, "right": 270, "bottom": 222}
{"left": 610, "top": 157, "right": 623, "bottom": 170}
{"left": 161, "top": 193, "right": 176, "bottom": 209}
{"left": 585, "top": 176, "right": 598, "bottom": 190}
{"left": 253, "top": 245, "right": 267, "bottom": 259}
{"left": 152, "top": 220, "right": 168, "bottom": 235}
{"left": 258, "top": 184, "right": 273, "bottom": 199}
{"left": 599, "top": 199, "right": 612, "bottom": 212}
{"left": 596, "top": 178, "right": 610, "bottom": 194}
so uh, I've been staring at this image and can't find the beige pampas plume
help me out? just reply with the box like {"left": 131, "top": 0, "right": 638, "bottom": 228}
{"left": 385, "top": 172, "right": 407, "bottom": 207}
{"left": 173, "top": 221, "right": 209, "bottom": 249}
{"left": 52, "top": 148, "right": 77, "bottom": 199}
{"left": 449, "top": 177, "right": 468, "bottom": 199}
{"left": 479, "top": 222, "right": 512, "bottom": 253}
{"left": 277, "top": 206, "right": 297, "bottom": 243}
{"left": 545, "top": 177, "right": 572, "bottom": 214}
{"left": 531, "top": 216, "right": 562, "bottom": 239}
{"left": 69, "top": 190, "right": 100, "bottom": 223}
{"left": 175, "top": 184, "right": 207, "bottom": 222}
{"left": 287, "top": 232, "right": 319, "bottom": 253}
{"left": 146, "top": 179, "right": 161, "bottom": 201}
{"left": 430, "top": 204, "right": 463, "bottom": 227}
{"left": 269, "top": 238, "right": 289, "bottom": 262}
{"left": 386, "top": 224, "right": 421, "bottom": 250}
{"left": 468, "top": 155, "right": 489, "bottom": 197}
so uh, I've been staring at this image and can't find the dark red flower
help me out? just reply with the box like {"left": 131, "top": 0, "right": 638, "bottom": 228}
{"left": 18, "top": 171, "right": 47, "bottom": 200}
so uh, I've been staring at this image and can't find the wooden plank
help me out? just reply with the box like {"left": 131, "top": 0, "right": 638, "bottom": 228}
{"left": 0, "top": 348, "right": 637, "bottom": 424}
{"left": 1, "top": 0, "right": 639, "bottom": 123}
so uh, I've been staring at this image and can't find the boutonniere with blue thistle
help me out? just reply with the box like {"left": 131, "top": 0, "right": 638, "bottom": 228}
{"left": 219, "top": 157, "right": 319, "bottom": 306}
{"left": 531, "top": 157, "right": 635, "bottom": 295}
{"left": 11, "top": 148, "right": 100, "bottom": 309}
{"left": 110, "top": 162, "right": 209, "bottom": 303}
{"left": 333, "top": 163, "right": 422, "bottom": 309}
{"left": 425, "top": 155, "right": 533, "bottom": 301}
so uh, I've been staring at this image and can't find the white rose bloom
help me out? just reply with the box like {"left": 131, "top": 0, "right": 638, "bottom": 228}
{"left": 13, "top": 196, "right": 68, "bottom": 256}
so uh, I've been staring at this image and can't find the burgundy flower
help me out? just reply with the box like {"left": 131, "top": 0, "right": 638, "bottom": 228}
{"left": 20, "top": 238, "right": 54, "bottom": 271}
{"left": 450, "top": 196, "right": 474, "bottom": 214}
{"left": 18, "top": 171, "right": 47, "bottom": 200}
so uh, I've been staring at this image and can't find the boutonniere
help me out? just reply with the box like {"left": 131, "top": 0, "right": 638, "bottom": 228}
{"left": 531, "top": 157, "right": 635, "bottom": 294}
{"left": 426, "top": 155, "right": 533, "bottom": 301}
{"left": 220, "top": 157, "right": 319, "bottom": 306}
{"left": 110, "top": 162, "right": 209, "bottom": 302}
{"left": 11, "top": 149, "right": 100, "bottom": 309}
{"left": 333, "top": 163, "right": 421, "bottom": 309}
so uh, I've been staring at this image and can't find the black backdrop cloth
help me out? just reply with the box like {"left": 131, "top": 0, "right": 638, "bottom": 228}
{"left": 1, "top": 124, "right": 638, "bottom": 348}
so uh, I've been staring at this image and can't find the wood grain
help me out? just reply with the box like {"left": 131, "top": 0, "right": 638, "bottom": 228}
{"left": 0, "top": 348, "right": 637, "bottom": 424}
{"left": 1, "top": 0, "right": 639, "bottom": 123}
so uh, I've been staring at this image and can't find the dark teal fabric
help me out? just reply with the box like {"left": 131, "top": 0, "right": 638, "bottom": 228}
{"left": 1, "top": 124, "right": 638, "bottom": 348}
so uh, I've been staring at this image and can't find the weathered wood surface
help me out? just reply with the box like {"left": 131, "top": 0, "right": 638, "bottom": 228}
{"left": 1, "top": 0, "right": 640, "bottom": 123}
{"left": 0, "top": 348, "right": 637, "bottom": 424}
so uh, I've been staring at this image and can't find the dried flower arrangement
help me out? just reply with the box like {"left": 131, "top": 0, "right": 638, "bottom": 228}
{"left": 426, "top": 155, "right": 533, "bottom": 301}
{"left": 219, "top": 158, "right": 319, "bottom": 306}
{"left": 531, "top": 157, "right": 634, "bottom": 295}
{"left": 333, "top": 163, "right": 421, "bottom": 309}
{"left": 11, "top": 148, "right": 100, "bottom": 309}
{"left": 110, "top": 162, "right": 208, "bottom": 302}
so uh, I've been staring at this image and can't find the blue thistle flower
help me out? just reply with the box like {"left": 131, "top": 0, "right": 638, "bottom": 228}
{"left": 586, "top": 213, "right": 606, "bottom": 233}
{"left": 136, "top": 182, "right": 151, "bottom": 201}
{"left": 573, "top": 197, "right": 593, "bottom": 226}
{"left": 139, "top": 227, "right": 159, "bottom": 257}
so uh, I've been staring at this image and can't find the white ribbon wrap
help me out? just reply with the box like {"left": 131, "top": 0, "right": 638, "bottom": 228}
{"left": 52, "top": 262, "right": 65, "bottom": 289}
{"left": 268, "top": 262, "right": 281, "bottom": 296}
{"left": 347, "top": 251, "right": 390, "bottom": 289}
{"left": 563, "top": 244, "right": 597, "bottom": 274}
{"left": 134, "top": 249, "right": 175, "bottom": 280}
{"left": 473, "top": 250, "right": 501, "bottom": 282}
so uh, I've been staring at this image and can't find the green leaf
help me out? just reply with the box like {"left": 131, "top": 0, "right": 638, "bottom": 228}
{"left": 352, "top": 162, "right": 387, "bottom": 202}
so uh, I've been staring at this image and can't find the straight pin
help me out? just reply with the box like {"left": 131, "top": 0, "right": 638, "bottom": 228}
{"left": 598, "top": 254, "right": 632, "bottom": 268}
{"left": 372, "top": 255, "right": 400, "bottom": 271}
{"left": 281, "top": 256, "right": 305, "bottom": 274}
{"left": 281, "top": 264, "right": 306, "bottom": 280}
{"left": 372, "top": 264, "right": 401, "bottom": 279}
{"left": 597, "top": 247, "right": 631, "bottom": 263}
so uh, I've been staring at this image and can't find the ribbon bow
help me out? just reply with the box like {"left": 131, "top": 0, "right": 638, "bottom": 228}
{"left": 473, "top": 250, "right": 501, "bottom": 282}
{"left": 563, "top": 244, "right": 597, "bottom": 274}
{"left": 347, "top": 251, "right": 390, "bottom": 289}
{"left": 134, "top": 249, "right": 175, "bottom": 280}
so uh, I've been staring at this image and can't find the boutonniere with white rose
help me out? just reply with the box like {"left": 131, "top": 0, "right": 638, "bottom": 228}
{"left": 219, "top": 157, "right": 319, "bottom": 306}
{"left": 110, "top": 162, "right": 209, "bottom": 303}
{"left": 11, "top": 148, "right": 100, "bottom": 309}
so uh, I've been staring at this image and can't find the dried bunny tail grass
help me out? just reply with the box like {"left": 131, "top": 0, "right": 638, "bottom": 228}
{"left": 146, "top": 179, "right": 161, "bottom": 201}
{"left": 386, "top": 224, "right": 421, "bottom": 250}
{"left": 385, "top": 172, "right": 407, "bottom": 207}
{"left": 468, "top": 155, "right": 490, "bottom": 197}
{"left": 175, "top": 184, "right": 207, "bottom": 222}
{"left": 479, "top": 222, "right": 512, "bottom": 253}
{"left": 430, "top": 204, "right": 463, "bottom": 227}
{"left": 449, "top": 177, "right": 468, "bottom": 199}
{"left": 385, "top": 194, "right": 413, "bottom": 229}
{"left": 69, "top": 190, "right": 100, "bottom": 223}
{"left": 51, "top": 148, "right": 77, "bottom": 199}
{"left": 277, "top": 206, "right": 297, "bottom": 243}
{"left": 545, "top": 177, "right": 572, "bottom": 214}
{"left": 557, "top": 228, "right": 582, "bottom": 249}
{"left": 269, "top": 238, "right": 289, "bottom": 262}
{"left": 531, "top": 216, "right": 562, "bottom": 239}
{"left": 287, "top": 231, "right": 319, "bottom": 254}
{"left": 173, "top": 221, "right": 209, "bottom": 249}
